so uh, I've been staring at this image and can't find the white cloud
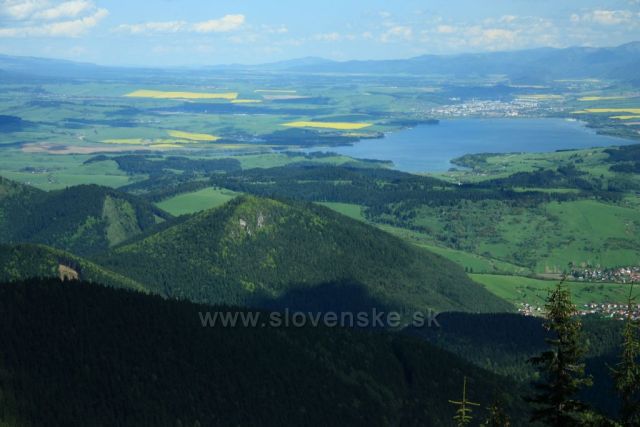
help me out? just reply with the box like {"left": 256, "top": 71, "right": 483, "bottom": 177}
{"left": 436, "top": 25, "right": 456, "bottom": 34}
{"left": 416, "top": 15, "right": 562, "bottom": 52}
{"left": 262, "top": 24, "right": 288, "bottom": 34}
{"left": 115, "top": 14, "right": 246, "bottom": 35}
{"left": 577, "top": 10, "right": 635, "bottom": 25}
{"left": 500, "top": 15, "right": 518, "bottom": 24}
{"left": 380, "top": 25, "right": 413, "bottom": 43}
{"left": 474, "top": 28, "right": 517, "bottom": 48}
{"left": 44, "top": 7, "right": 106, "bottom": 35}
{"left": 313, "top": 32, "right": 341, "bottom": 42}
{"left": 0, "top": 0, "right": 107, "bottom": 37}
{"left": 0, "top": 5, "right": 107, "bottom": 37}
{"left": 114, "top": 21, "right": 186, "bottom": 35}
{"left": 193, "top": 14, "right": 245, "bottom": 33}
{"left": 0, "top": 0, "right": 47, "bottom": 20}
{"left": 1, "top": 0, "right": 93, "bottom": 21}
{"left": 33, "top": 0, "right": 92, "bottom": 20}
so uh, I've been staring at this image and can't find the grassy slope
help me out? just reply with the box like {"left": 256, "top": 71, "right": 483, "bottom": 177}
{"left": 319, "top": 201, "right": 639, "bottom": 309}
{"left": 318, "top": 201, "right": 367, "bottom": 221}
{"left": 477, "top": 199, "right": 640, "bottom": 272}
{"left": 471, "top": 273, "right": 638, "bottom": 307}
{"left": 392, "top": 198, "right": 640, "bottom": 273}
{"left": 319, "top": 202, "right": 530, "bottom": 274}
{"left": 319, "top": 201, "right": 639, "bottom": 307}
{"left": 101, "top": 196, "right": 513, "bottom": 313}
{"left": 542, "top": 200, "right": 640, "bottom": 269}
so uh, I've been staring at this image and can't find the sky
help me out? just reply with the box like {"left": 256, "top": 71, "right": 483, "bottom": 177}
{"left": 0, "top": 0, "right": 639, "bottom": 66}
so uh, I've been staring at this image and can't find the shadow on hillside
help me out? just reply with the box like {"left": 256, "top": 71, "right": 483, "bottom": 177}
{"left": 406, "top": 312, "right": 623, "bottom": 418}
{"left": 252, "top": 279, "right": 395, "bottom": 317}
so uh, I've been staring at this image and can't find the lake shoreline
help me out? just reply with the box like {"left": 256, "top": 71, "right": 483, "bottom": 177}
{"left": 301, "top": 118, "right": 635, "bottom": 173}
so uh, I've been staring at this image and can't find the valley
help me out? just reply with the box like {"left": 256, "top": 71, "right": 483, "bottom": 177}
{"left": 2, "top": 58, "right": 639, "bottom": 313}
{"left": 1, "top": 37, "right": 640, "bottom": 426}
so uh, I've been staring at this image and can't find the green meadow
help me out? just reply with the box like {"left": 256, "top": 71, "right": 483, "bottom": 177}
{"left": 472, "top": 273, "right": 638, "bottom": 307}
{"left": 317, "top": 202, "right": 367, "bottom": 221}
{"left": 156, "top": 187, "right": 239, "bottom": 216}
{"left": 0, "top": 151, "right": 134, "bottom": 190}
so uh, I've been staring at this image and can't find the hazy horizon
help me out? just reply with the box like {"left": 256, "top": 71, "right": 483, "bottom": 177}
{"left": 3, "top": 39, "right": 640, "bottom": 70}
{"left": 0, "top": 0, "right": 639, "bottom": 67}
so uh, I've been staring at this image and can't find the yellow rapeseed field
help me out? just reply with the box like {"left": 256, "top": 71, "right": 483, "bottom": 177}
{"left": 167, "top": 130, "right": 220, "bottom": 141}
{"left": 125, "top": 90, "right": 238, "bottom": 100}
{"left": 101, "top": 138, "right": 147, "bottom": 145}
{"left": 283, "top": 121, "right": 372, "bottom": 130}
{"left": 610, "top": 115, "right": 640, "bottom": 120}
{"left": 102, "top": 133, "right": 220, "bottom": 146}
{"left": 578, "top": 96, "right": 633, "bottom": 101}
{"left": 576, "top": 108, "right": 640, "bottom": 114}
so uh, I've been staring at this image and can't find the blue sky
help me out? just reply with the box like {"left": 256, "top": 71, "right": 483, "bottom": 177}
{"left": 0, "top": 0, "right": 639, "bottom": 66}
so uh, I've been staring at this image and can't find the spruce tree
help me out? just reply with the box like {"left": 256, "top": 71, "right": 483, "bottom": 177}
{"left": 483, "top": 400, "right": 511, "bottom": 427}
{"left": 449, "top": 376, "right": 480, "bottom": 427}
{"left": 527, "top": 279, "right": 592, "bottom": 426}
{"left": 612, "top": 284, "right": 640, "bottom": 427}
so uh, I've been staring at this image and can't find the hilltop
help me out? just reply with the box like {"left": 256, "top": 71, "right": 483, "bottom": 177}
{"left": 0, "top": 177, "right": 171, "bottom": 256}
{"left": 99, "top": 196, "right": 513, "bottom": 313}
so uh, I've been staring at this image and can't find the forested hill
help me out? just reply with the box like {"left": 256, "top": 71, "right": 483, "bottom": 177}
{"left": 100, "top": 196, "right": 513, "bottom": 313}
{"left": 0, "top": 278, "right": 528, "bottom": 427}
{"left": 0, "top": 243, "right": 148, "bottom": 292}
{"left": 0, "top": 177, "right": 171, "bottom": 256}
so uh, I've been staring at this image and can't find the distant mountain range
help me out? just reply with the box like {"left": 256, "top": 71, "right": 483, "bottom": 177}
{"left": 274, "top": 42, "right": 640, "bottom": 82}
{"left": 1, "top": 42, "right": 639, "bottom": 83}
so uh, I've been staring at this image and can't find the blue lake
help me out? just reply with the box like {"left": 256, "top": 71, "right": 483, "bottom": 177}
{"left": 308, "top": 118, "right": 632, "bottom": 173}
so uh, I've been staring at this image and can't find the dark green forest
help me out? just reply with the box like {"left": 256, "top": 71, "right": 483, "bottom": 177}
{"left": 0, "top": 243, "right": 148, "bottom": 292}
{"left": 0, "top": 177, "right": 170, "bottom": 256}
{"left": 0, "top": 278, "right": 527, "bottom": 427}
